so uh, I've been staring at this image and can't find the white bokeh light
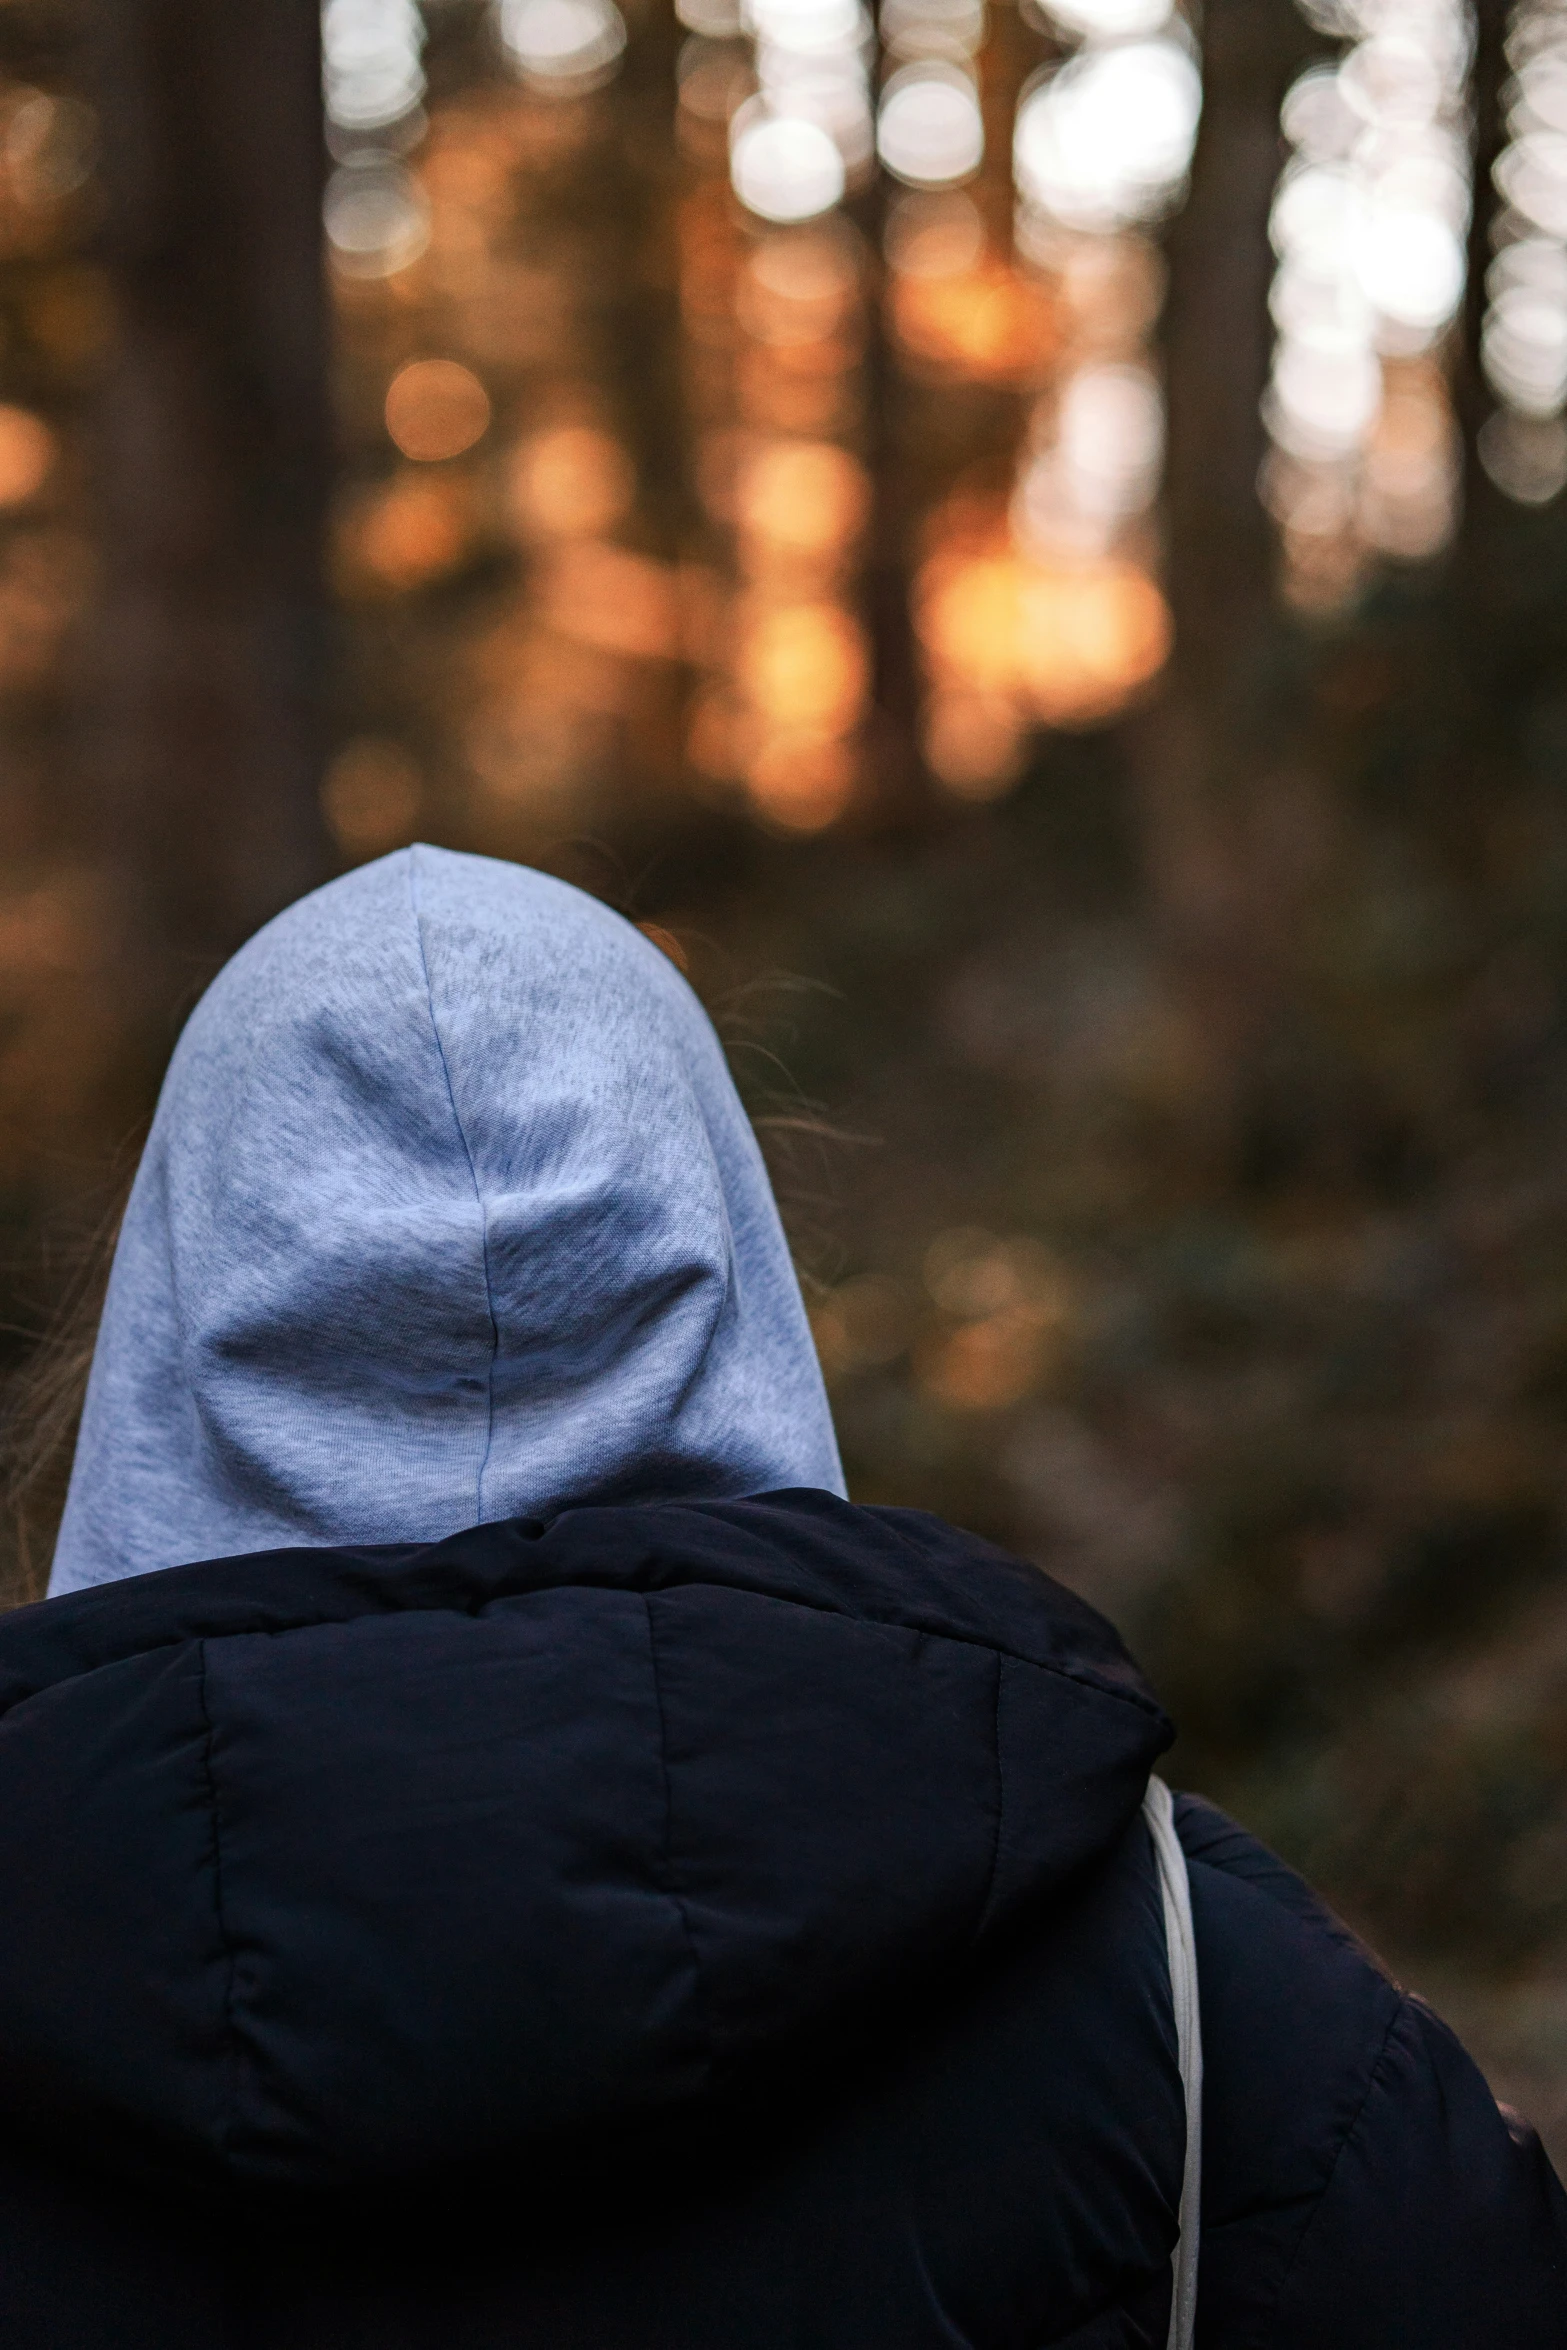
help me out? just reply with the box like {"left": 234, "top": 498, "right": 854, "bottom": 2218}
{"left": 1013, "top": 39, "right": 1201, "bottom": 232}
{"left": 1267, "top": 340, "right": 1383, "bottom": 459}
{"left": 758, "top": 51, "right": 873, "bottom": 165}
{"left": 1058, "top": 365, "right": 1164, "bottom": 507}
{"left": 324, "top": 155, "right": 432, "bottom": 275}
{"left": 1485, "top": 286, "right": 1567, "bottom": 414}
{"left": 734, "top": 0, "right": 873, "bottom": 184}
{"left": 1496, "top": 130, "right": 1567, "bottom": 238}
{"left": 1271, "top": 163, "right": 1369, "bottom": 276}
{"left": 323, "top": 0, "right": 426, "bottom": 131}
{"left": 746, "top": 0, "right": 867, "bottom": 55}
{"left": 1356, "top": 203, "right": 1466, "bottom": 332}
{"left": 880, "top": 0, "right": 986, "bottom": 62}
{"left": 677, "top": 0, "right": 744, "bottom": 32}
{"left": 499, "top": 0, "right": 628, "bottom": 90}
{"left": 1482, "top": 2, "right": 1567, "bottom": 495}
{"left": 1265, "top": 0, "right": 1469, "bottom": 590}
{"left": 1514, "top": 41, "right": 1567, "bottom": 135}
{"left": 877, "top": 63, "right": 984, "bottom": 188}
{"left": 1034, "top": 0, "right": 1172, "bottom": 38}
{"left": 1281, "top": 65, "right": 1360, "bottom": 163}
{"left": 1012, "top": 361, "right": 1165, "bottom": 557}
{"left": 730, "top": 102, "right": 847, "bottom": 217}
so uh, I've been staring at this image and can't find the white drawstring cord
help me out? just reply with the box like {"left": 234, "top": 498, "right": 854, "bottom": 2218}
{"left": 1143, "top": 1776, "right": 1202, "bottom": 2350}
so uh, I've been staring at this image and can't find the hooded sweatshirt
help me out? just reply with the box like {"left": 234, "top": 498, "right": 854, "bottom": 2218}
{"left": 51, "top": 845, "right": 843, "bottom": 1594}
{"left": 6, "top": 849, "right": 1565, "bottom": 2350}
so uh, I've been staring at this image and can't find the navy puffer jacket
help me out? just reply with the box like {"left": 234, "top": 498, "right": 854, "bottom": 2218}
{"left": 1, "top": 1491, "right": 1563, "bottom": 2346}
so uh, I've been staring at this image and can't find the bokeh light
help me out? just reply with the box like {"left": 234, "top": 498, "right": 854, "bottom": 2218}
{"left": 1034, "top": 0, "right": 1171, "bottom": 36}
{"left": 905, "top": 0, "right": 1181, "bottom": 801}
{"left": 1013, "top": 40, "right": 1201, "bottom": 235}
{"left": 498, "top": 0, "right": 629, "bottom": 93}
{"left": 1266, "top": 0, "right": 1468, "bottom": 605}
{"left": 337, "top": 473, "right": 470, "bottom": 594}
{"left": 678, "top": 0, "right": 744, "bottom": 33}
{"left": 0, "top": 407, "right": 55, "bottom": 507}
{"left": 1012, "top": 363, "right": 1164, "bottom": 558}
{"left": 2, "top": 90, "right": 95, "bottom": 206}
{"left": 326, "top": 0, "right": 1179, "bottom": 839}
{"left": 876, "top": 64, "right": 985, "bottom": 189}
{"left": 888, "top": 203, "right": 1049, "bottom": 383}
{"left": 730, "top": 106, "right": 847, "bottom": 219}
{"left": 1482, "top": 2, "right": 1567, "bottom": 501}
{"left": 384, "top": 360, "right": 492, "bottom": 461}
{"left": 917, "top": 545, "right": 1170, "bottom": 728}
{"left": 735, "top": 439, "right": 869, "bottom": 564}
{"left": 324, "top": 157, "right": 431, "bottom": 278}
{"left": 913, "top": 1228, "right": 1074, "bottom": 1411}
{"left": 1479, "top": 408, "right": 1567, "bottom": 503}
{"left": 322, "top": 0, "right": 426, "bottom": 133}
{"left": 677, "top": 38, "right": 759, "bottom": 143}
{"left": 881, "top": 0, "right": 985, "bottom": 61}
{"left": 507, "top": 424, "right": 637, "bottom": 540}
{"left": 738, "top": 598, "right": 869, "bottom": 728}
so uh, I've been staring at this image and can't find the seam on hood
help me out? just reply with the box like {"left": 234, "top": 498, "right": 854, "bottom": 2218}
{"left": 196, "top": 1638, "right": 240, "bottom": 2166}
{"left": 408, "top": 846, "right": 500, "bottom": 1523}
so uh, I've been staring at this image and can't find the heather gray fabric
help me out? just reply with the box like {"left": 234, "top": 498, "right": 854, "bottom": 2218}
{"left": 50, "top": 846, "right": 843, "bottom": 1594}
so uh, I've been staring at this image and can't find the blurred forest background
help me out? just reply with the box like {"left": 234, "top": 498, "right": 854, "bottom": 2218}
{"left": 2, "top": 0, "right": 1567, "bottom": 2156}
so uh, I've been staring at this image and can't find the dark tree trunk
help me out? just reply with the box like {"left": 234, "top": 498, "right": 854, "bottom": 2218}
{"left": 1455, "top": 0, "right": 1510, "bottom": 531}
{"left": 857, "top": 184, "right": 925, "bottom": 825}
{"left": 1162, "top": 0, "right": 1318, "bottom": 699}
{"left": 1132, "top": 0, "right": 1326, "bottom": 1165}
{"left": 87, "top": 0, "right": 332, "bottom": 1001}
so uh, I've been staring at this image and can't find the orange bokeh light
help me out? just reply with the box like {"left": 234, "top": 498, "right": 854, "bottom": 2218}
{"left": 735, "top": 440, "right": 870, "bottom": 563}
{"left": 916, "top": 552, "right": 1021, "bottom": 691}
{"left": 508, "top": 424, "right": 636, "bottom": 540}
{"left": 542, "top": 541, "right": 680, "bottom": 661}
{"left": 737, "top": 230, "right": 862, "bottom": 351}
{"left": 891, "top": 264, "right": 1054, "bottom": 386}
{"left": 916, "top": 1307, "right": 1057, "bottom": 1412}
{"left": 0, "top": 406, "right": 54, "bottom": 506}
{"left": 917, "top": 550, "right": 1171, "bottom": 732}
{"left": 746, "top": 729, "right": 857, "bottom": 833}
{"left": 337, "top": 474, "right": 469, "bottom": 593}
{"left": 923, "top": 691, "right": 1025, "bottom": 799}
{"left": 735, "top": 344, "right": 858, "bottom": 437}
{"left": 738, "top": 600, "right": 869, "bottom": 732}
{"left": 1019, "top": 563, "right": 1171, "bottom": 722}
{"left": 385, "top": 359, "right": 492, "bottom": 462}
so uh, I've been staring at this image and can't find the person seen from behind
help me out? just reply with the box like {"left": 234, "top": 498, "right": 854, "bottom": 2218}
{"left": 1, "top": 844, "right": 1563, "bottom": 2348}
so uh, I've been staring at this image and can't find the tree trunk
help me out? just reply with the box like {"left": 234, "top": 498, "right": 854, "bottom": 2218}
{"left": 86, "top": 0, "right": 332, "bottom": 1002}
{"left": 1162, "top": 0, "right": 1317, "bottom": 699}
{"left": 1133, "top": 0, "right": 1325, "bottom": 1166}
{"left": 1454, "top": 0, "right": 1510, "bottom": 563}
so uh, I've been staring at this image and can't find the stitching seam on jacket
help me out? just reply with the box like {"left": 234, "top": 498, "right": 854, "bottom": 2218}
{"left": 0, "top": 1593, "right": 1163, "bottom": 1725}
{"left": 1263, "top": 1995, "right": 1405, "bottom": 2340}
{"left": 643, "top": 1591, "right": 714, "bottom": 2084}
{"left": 973, "top": 1647, "right": 1006, "bottom": 1942}
{"left": 196, "top": 1638, "right": 241, "bottom": 2161}
{"left": 408, "top": 846, "right": 500, "bottom": 1521}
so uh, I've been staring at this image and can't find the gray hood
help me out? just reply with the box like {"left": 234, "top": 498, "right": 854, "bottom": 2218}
{"left": 50, "top": 845, "right": 843, "bottom": 1594}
